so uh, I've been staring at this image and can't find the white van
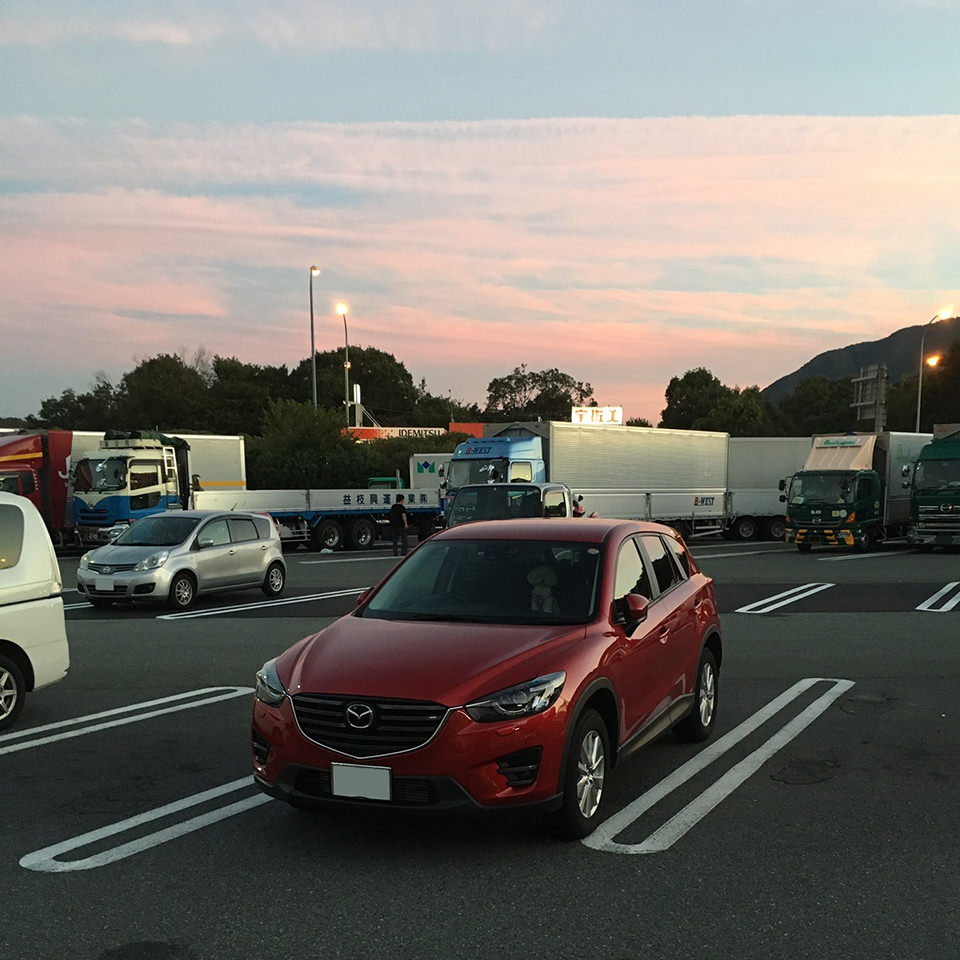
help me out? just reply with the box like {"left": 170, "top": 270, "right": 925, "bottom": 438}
{"left": 0, "top": 491, "right": 70, "bottom": 730}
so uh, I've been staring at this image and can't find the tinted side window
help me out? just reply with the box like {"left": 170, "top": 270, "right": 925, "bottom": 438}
{"left": 613, "top": 538, "right": 652, "bottom": 601}
{"left": 642, "top": 535, "right": 682, "bottom": 594}
{"left": 200, "top": 519, "right": 231, "bottom": 546}
{"left": 664, "top": 536, "right": 690, "bottom": 578}
{"left": 252, "top": 516, "right": 273, "bottom": 539}
{"left": 228, "top": 517, "right": 259, "bottom": 543}
{"left": 0, "top": 504, "right": 25, "bottom": 569}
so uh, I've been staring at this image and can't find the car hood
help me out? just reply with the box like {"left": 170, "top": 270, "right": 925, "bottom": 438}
{"left": 278, "top": 615, "right": 587, "bottom": 707}
{"left": 87, "top": 543, "right": 176, "bottom": 563}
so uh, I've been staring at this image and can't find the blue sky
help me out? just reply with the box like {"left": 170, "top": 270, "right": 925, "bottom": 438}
{"left": 2, "top": 1, "right": 959, "bottom": 422}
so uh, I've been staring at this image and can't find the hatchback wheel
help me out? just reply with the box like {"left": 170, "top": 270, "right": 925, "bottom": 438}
{"left": 0, "top": 655, "right": 25, "bottom": 731}
{"left": 167, "top": 572, "right": 196, "bottom": 609}
{"left": 674, "top": 648, "right": 719, "bottom": 742}
{"left": 552, "top": 708, "right": 609, "bottom": 839}
{"left": 262, "top": 562, "right": 285, "bottom": 597}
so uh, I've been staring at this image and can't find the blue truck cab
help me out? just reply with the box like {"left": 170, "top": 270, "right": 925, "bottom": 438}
{"left": 444, "top": 435, "right": 546, "bottom": 513}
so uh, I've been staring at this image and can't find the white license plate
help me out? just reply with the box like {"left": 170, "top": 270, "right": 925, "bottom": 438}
{"left": 94, "top": 577, "right": 114, "bottom": 591}
{"left": 331, "top": 762, "right": 392, "bottom": 801}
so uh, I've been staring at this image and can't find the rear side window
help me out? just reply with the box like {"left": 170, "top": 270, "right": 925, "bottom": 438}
{"left": 252, "top": 516, "right": 273, "bottom": 539}
{"left": 0, "top": 504, "right": 25, "bottom": 569}
{"left": 641, "top": 535, "right": 683, "bottom": 594}
{"left": 664, "top": 536, "right": 690, "bottom": 578}
{"left": 228, "top": 517, "right": 259, "bottom": 542}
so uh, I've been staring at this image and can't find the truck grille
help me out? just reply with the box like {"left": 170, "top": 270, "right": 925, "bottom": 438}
{"left": 291, "top": 694, "right": 449, "bottom": 758}
{"left": 917, "top": 505, "right": 960, "bottom": 532}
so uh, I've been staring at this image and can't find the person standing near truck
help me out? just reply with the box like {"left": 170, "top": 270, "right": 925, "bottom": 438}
{"left": 389, "top": 494, "right": 410, "bottom": 556}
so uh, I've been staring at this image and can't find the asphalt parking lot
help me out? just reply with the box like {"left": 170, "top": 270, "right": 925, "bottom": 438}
{"left": 4, "top": 539, "right": 960, "bottom": 960}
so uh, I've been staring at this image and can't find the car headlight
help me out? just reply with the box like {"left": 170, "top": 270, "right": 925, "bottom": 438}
{"left": 464, "top": 671, "right": 565, "bottom": 722}
{"left": 255, "top": 659, "right": 287, "bottom": 706}
{"left": 79, "top": 552, "right": 93, "bottom": 569}
{"left": 133, "top": 550, "right": 169, "bottom": 571}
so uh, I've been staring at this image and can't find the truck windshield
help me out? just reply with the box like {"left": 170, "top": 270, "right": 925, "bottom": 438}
{"left": 360, "top": 538, "right": 601, "bottom": 624}
{"left": 448, "top": 486, "right": 543, "bottom": 526}
{"left": 914, "top": 459, "right": 960, "bottom": 493}
{"left": 788, "top": 474, "right": 855, "bottom": 505}
{"left": 74, "top": 457, "right": 128, "bottom": 493}
{"left": 447, "top": 458, "right": 511, "bottom": 489}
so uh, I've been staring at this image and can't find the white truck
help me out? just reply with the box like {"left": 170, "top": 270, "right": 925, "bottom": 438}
{"left": 408, "top": 452, "right": 453, "bottom": 490}
{"left": 725, "top": 437, "right": 814, "bottom": 540}
{"left": 448, "top": 422, "right": 730, "bottom": 537}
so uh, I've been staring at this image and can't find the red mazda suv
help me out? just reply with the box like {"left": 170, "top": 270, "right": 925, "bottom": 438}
{"left": 252, "top": 517, "right": 722, "bottom": 838}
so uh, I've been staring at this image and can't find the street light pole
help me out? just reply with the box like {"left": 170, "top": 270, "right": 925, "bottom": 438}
{"left": 916, "top": 311, "right": 949, "bottom": 432}
{"left": 309, "top": 266, "right": 320, "bottom": 410}
{"left": 337, "top": 303, "right": 350, "bottom": 428}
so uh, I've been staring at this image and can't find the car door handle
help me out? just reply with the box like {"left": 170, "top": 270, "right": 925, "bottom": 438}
{"left": 654, "top": 628, "right": 669, "bottom": 644}
{"left": 228, "top": 548, "right": 236, "bottom": 555}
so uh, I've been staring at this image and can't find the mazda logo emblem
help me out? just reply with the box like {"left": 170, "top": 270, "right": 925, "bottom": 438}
{"left": 345, "top": 702, "right": 375, "bottom": 729}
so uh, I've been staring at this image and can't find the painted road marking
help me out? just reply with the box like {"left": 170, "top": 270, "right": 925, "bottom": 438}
{"left": 0, "top": 687, "right": 253, "bottom": 756}
{"left": 20, "top": 778, "right": 270, "bottom": 873}
{"left": 299, "top": 555, "right": 397, "bottom": 564}
{"left": 734, "top": 582, "right": 835, "bottom": 614}
{"left": 916, "top": 582, "right": 960, "bottom": 612}
{"left": 584, "top": 677, "right": 854, "bottom": 855}
{"left": 692, "top": 549, "right": 793, "bottom": 560}
{"left": 817, "top": 551, "right": 904, "bottom": 562}
{"left": 156, "top": 588, "right": 368, "bottom": 620}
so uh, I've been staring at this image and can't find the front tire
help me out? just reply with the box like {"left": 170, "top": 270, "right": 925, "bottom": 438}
{"left": 167, "top": 572, "right": 196, "bottom": 609}
{"left": 552, "top": 708, "right": 609, "bottom": 839}
{"left": 262, "top": 562, "right": 285, "bottom": 597}
{"left": 674, "top": 648, "right": 719, "bottom": 742}
{"left": 0, "top": 654, "right": 26, "bottom": 731}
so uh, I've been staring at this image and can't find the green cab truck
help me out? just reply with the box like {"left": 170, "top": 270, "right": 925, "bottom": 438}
{"left": 783, "top": 432, "right": 930, "bottom": 552}
{"left": 906, "top": 423, "right": 960, "bottom": 551}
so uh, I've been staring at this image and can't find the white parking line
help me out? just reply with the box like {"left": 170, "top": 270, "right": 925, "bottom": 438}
{"left": 734, "top": 582, "right": 835, "bottom": 614}
{"left": 584, "top": 677, "right": 854, "bottom": 854}
{"left": 692, "top": 549, "right": 792, "bottom": 560}
{"left": 20, "top": 777, "right": 271, "bottom": 873}
{"left": 299, "top": 555, "right": 396, "bottom": 564}
{"left": 916, "top": 582, "right": 960, "bottom": 612}
{"left": 0, "top": 687, "right": 253, "bottom": 756}
{"left": 156, "top": 588, "right": 368, "bottom": 620}
{"left": 817, "top": 551, "right": 903, "bottom": 562}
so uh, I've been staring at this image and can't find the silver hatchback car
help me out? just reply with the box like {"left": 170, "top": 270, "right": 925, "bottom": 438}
{"left": 77, "top": 511, "right": 286, "bottom": 610}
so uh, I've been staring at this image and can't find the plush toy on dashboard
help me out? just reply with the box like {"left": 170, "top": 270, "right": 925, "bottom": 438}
{"left": 527, "top": 564, "right": 559, "bottom": 614}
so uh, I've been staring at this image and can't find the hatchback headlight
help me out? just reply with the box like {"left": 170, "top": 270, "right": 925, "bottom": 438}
{"left": 255, "top": 659, "right": 287, "bottom": 706}
{"left": 133, "top": 550, "right": 169, "bottom": 571}
{"left": 465, "top": 672, "right": 566, "bottom": 722}
{"left": 79, "top": 552, "right": 93, "bottom": 569}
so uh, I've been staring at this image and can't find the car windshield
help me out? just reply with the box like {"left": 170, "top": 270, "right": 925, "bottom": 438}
{"left": 74, "top": 457, "right": 128, "bottom": 492}
{"left": 113, "top": 515, "right": 201, "bottom": 547}
{"left": 914, "top": 458, "right": 960, "bottom": 493}
{"left": 448, "top": 486, "right": 543, "bottom": 526}
{"left": 360, "top": 538, "right": 602, "bottom": 624}
{"left": 788, "top": 474, "right": 855, "bottom": 505}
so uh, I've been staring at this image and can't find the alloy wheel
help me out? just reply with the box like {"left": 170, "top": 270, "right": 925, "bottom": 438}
{"left": 0, "top": 666, "right": 18, "bottom": 722}
{"left": 576, "top": 729, "right": 605, "bottom": 818}
{"left": 699, "top": 660, "right": 716, "bottom": 727}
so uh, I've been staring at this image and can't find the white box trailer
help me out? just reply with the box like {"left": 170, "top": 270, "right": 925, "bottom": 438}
{"left": 408, "top": 453, "right": 452, "bottom": 490}
{"left": 726, "top": 437, "right": 813, "bottom": 540}
{"left": 176, "top": 433, "right": 247, "bottom": 492}
{"left": 539, "top": 422, "right": 730, "bottom": 535}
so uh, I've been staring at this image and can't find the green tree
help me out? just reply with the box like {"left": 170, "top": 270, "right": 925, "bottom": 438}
{"left": 775, "top": 376, "right": 857, "bottom": 435}
{"left": 625, "top": 417, "right": 653, "bottom": 427}
{"left": 36, "top": 373, "right": 118, "bottom": 429}
{"left": 483, "top": 365, "right": 594, "bottom": 421}
{"left": 115, "top": 354, "right": 210, "bottom": 431}
{"left": 694, "top": 387, "right": 781, "bottom": 436}
{"left": 659, "top": 368, "right": 734, "bottom": 429}
{"left": 206, "top": 357, "right": 293, "bottom": 435}
{"left": 887, "top": 338, "right": 960, "bottom": 432}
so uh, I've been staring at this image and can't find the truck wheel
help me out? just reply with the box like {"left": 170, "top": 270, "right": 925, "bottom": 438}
{"left": 764, "top": 517, "right": 786, "bottom": 540}
{"left": 0, "top": 654, "right": 25, "bottom": 731}
{"left": 346, "top": 518, "right": 377, "bottom": 550}
{"left": 312, "top": 519, "right": 342, "bottom": 551}
{"left": 853, "top": 531, "right": 870, "bottom": 552}
{"left": 732, "top": 516, "right": 758, "bottom": 540}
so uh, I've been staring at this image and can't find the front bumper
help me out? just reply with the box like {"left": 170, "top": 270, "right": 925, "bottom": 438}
{"left": 785, "top": 525, "right": 858, "bottom": 547}
{"left": 76, "top": 566, "right": 172, "bottom": 602}
{"left": 251, "top": 696, "right": 564, "bottom": 812}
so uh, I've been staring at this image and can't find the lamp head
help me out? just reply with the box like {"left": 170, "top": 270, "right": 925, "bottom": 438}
{"left": 926, "top": 355, "right": 941, "bottom": 368}
{"left": 336, "top": 302, "right": 349, "bottom": 316}
{"left": 310, "top": 265, "right": 320, "bottom": 276}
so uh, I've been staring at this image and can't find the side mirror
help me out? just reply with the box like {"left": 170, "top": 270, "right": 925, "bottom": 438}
{"left": 614, "top": 593, "right": 649, "bottom": 633}
{"left": 901, "top": 464, "right": 911, "bottom": 477}
{"left": 197, "top": 538, "right": 214, "bottom": 549}
{"left": 356, "top": 588, "right": 372, "bottom": 605}
{"left": 778, "top": 479, "right": 785, "bottom": 492}
{"left": 438, "top": 466, "right": 445, "bottom": 478}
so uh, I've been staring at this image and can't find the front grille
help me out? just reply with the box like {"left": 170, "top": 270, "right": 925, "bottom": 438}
{"left": 917, "top": 505, "right": 960, "bottom": 532}
{"left": 294, "top": 767, "right": 440, "bottom": 805}
{"left": 292, "top": 694, "right": 448, "bottom": 758}
{"left": 88, "top": 562, "right": 137, "bottom": 573}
